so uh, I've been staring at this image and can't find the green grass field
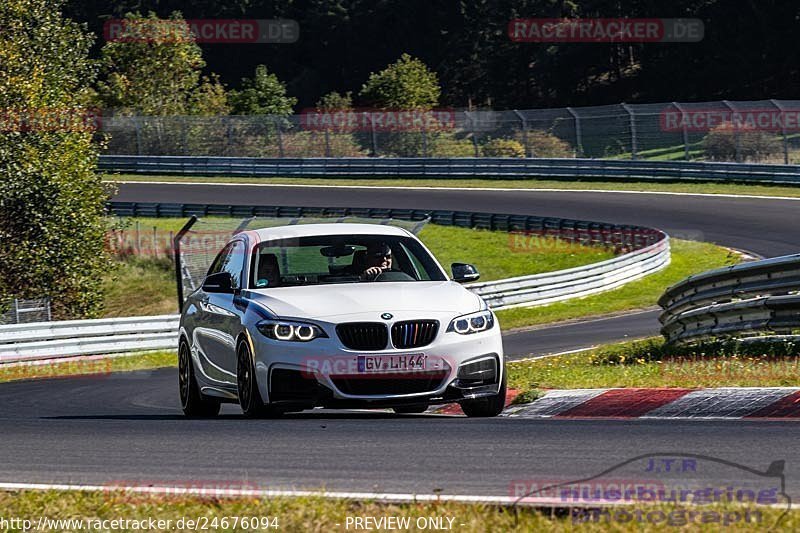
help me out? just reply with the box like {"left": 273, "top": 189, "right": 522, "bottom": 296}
{"left": 495, "top": 239, "right": 738, "bottom": 330}
{"left": 508, "top": 338, "right": 800, "bottom": 395}
{"left": 107, "top": 173, "right": 800, "bottom": 198}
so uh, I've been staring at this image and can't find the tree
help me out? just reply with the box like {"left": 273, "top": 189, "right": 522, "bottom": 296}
{"left": 98, "top": 11, "right": 228, "bottom": 116}
{"left": 359, "top": 53, "right": 440, "bottom": 110}
{"left": 0, "top": 0, "right": 110, "bottom": 319}
{"left": 316, "top": 91, "right": 353, "bottom": 111}
{"left": 229, "top": 65, "right": 297, "bottom": 115}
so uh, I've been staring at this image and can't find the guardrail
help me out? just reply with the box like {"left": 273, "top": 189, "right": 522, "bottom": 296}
{"left": 0, "top": 315, "right": 179, "bottom": 363}
{"left": 659, "top": 254, "right": 800, "bottom": 344}
{"left": 475, "top": 238, "right": 670, "bottom": 309}
{"left": 99, "top": 155, "right": 800, "bottom": 185}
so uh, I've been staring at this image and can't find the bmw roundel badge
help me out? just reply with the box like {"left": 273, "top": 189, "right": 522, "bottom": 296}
{"left": 381, "top": 313, "right": 393, "bottom": 320}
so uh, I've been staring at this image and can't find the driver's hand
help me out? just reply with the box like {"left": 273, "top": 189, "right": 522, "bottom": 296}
{"left": 364, "top": 266, "right": 383, "bottom": 277}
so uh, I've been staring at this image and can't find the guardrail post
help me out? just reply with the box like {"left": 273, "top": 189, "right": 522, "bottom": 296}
{"left": 771, "top": 99, "right": 790, "bottom": 165}
{"left": 672, "top": 102, "right": 691, "bottom": 161}
{"left": 513, "top": 110, "right": 530, "bottom": 157}
{"left": 566, "top": 107, "right": 584, "bottom": 157}
{"left": 622, "top": 103, "right": 637, "bottom": 160}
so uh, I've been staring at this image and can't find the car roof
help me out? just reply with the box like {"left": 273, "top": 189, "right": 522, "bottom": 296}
{"left": 248, "top": 223, "right": 412, "bottom": 242}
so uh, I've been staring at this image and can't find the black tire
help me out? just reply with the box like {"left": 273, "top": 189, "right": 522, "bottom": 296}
{"left": 460, "top": 368, "right": 507, "bottom": 418}
{"left": 179, "top": 340, "right": 221, "bottom": 418}
{"left": 392, "top": 404, "right": 429, "bottom": 414}
{"left": 236, "top": 340, "right": 281, "bottom": 418}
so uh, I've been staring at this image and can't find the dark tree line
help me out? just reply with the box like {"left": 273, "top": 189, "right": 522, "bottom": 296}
{"left": 65, "top": 0, "right": 800, "bottom": 109}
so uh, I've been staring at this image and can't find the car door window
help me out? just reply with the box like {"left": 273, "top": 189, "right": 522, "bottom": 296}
{"left": 207, "top": 240, "right": 246, "bottom": 289}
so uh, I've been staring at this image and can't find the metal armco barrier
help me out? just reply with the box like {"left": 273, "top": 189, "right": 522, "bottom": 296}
{"left": 0, "top": 315, "right": 179, "bottom": 362}
{"left": 475, "top": 238, "right": 670, "bottom": 310}
{"left": 100, "top": 155, "right": 800, "bottom": 185}
{"left": 659, "top": 254, "right": 800, "bottom": 344}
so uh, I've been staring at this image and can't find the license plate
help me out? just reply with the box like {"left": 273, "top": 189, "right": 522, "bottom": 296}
{"left": 357, "top": 354, "right": 426, "bottom": 373}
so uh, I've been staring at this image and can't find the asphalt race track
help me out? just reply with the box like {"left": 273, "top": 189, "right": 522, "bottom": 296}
{"left": 2, "top": 369, "right": 800, "bottom": 498}
{"left": 2, "top": 182, "right": 800, "bottom": 499}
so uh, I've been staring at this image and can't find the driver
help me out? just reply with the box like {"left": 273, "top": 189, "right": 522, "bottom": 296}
{"left": 362, "top": 242, "right": 393, "bottom": 279}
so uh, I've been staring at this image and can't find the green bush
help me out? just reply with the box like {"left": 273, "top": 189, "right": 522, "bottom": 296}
{"left": 481, "top": 138, "right": 525, "bottom": 158}
{"left": 514, "top": 130, "right": 574, "bottom": 158}
{"left": 431, "top": 134, "right": 477, "bottom": 157}
{"left": 703, "top": 124, "right": 781, "bottom": 162}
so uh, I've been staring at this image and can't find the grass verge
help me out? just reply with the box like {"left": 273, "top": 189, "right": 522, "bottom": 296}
{"left": 496, "top": 239, "right": 738, "bottom": 330}
{"left": 0, "top": 489, "right": 792, "bottom": 531}
{"left": 108, "top": 173, "right": 800, "bottom": 198}
{"left": 508, "top": 338, "right": 800, "bottom": 397}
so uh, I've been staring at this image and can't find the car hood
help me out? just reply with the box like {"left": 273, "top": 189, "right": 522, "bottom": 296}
{"left": 248, "top": 281, "right": 483, "bottom": 319}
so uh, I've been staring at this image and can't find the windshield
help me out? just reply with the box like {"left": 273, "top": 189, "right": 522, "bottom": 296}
{"left": 249, "top": 234, "right": 447, "bottom": 288}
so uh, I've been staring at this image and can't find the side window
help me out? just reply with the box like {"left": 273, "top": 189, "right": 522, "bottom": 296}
{"left": 207, "top": 241, "right": 246, "bottom": 289}
{"left": 207, "top": 243, "right": 234, "bottom": 277}
{"left": 222, "top": 241, "right": 246, "bottom": 289}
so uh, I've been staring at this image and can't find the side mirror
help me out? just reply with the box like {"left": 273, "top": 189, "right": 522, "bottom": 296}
{"left": 203, "top": 272, "right": 235, "bottom": 293}
{"left": 452, "top": 263, "right": 480, "bottom": 283}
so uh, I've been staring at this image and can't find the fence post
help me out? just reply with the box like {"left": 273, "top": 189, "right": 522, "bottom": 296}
{"left": 566, "top": 107, "right": 584, "bottom": 157}
{"left": 225, "top": 116, "right": 233, "bottom": 157}
{"left": 274, "top": 116, "right": 285, "bottom": 158}
{"left": 722, "top": 100, "right": 741, "bottom": 162}
{"left": 771, "top": 99, "right": 789, "bottom": 165}
{"left": 45, "top": 298, "right": 51, "bottom": 321}
{"left": 324, "top": 130, "right": 332, "bottom": 158}
{"left": 513, "top": 109, "right": 530, "bottom": 157}
{"left": 622, "top": 103, "right": 637, "bottom": 160}
{"left": 153, "top": 226, "right": 159, "bottom": 258}
{"left": 369, "top": 113, "right": 378, "bottom": 156}
{"left": 673, "top": 102, "right": 690, "bottom": 161}
{"left": 133, "top": 116, "right": 142, "bottom": 155}
{"left": 135, "top": 221, "right": 141, "bottom": 255}
{"left": 13, "top": 298, "right": 19, "bottom": 324}
{"left": 465, "top": 111, "right": 479, "bottom": 157}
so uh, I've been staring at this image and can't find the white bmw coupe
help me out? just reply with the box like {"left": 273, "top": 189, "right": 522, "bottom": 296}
{"left": 178, "top": 223, "right": 505, "bottom": 418}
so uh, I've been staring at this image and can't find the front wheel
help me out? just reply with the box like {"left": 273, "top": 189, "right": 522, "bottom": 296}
{"left": 236, "top": 340, "right": 281, "bottom": 418}
{"left": 179, "top": 340, "right": 221, "bottom": 418}
{"left": 460, "top": 369, "right": 507, "bottom": 418}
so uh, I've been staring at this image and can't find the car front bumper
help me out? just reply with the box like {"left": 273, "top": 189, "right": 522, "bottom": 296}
{"left": 251, "top": 315, "right": 504, "bottom": 408}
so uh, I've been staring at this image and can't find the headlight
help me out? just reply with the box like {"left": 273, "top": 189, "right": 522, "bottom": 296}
{"left": 447, "top": 310, "right": 495, "bottom": 335}
{"left": 256, "top": 320, "right": 328, "bottom": 342}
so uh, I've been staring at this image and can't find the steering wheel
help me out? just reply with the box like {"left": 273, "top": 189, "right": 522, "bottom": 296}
{"left": 373, "top": 270, "right": 415, "bottom": 282}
